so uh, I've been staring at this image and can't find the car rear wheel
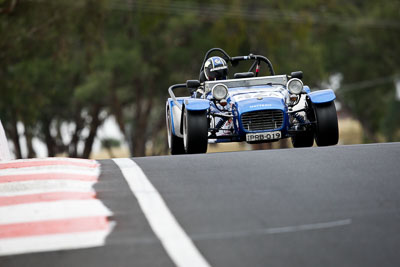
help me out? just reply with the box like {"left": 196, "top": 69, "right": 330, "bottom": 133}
{"left": 313, "top": 101, "right": 339, "bottom": 146}
{"left": 291, "top": 130, "right": 314, "bottom": 147}
{"left": 183, "top": 108, "right": 208, "bottom": 154}
{"left": 166, "top": 106, "right": 185, "bottom": 155}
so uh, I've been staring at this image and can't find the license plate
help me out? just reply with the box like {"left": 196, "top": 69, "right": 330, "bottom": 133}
{"left": 246, "top": 131, "right": 281, "bottom": 142}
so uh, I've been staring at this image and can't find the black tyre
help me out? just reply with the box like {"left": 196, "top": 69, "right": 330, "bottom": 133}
{"left": 291, "top": 130, "right": 314, "bottom": 148}
{"left": 183, "top": 108, "right": 208, "bottom": 154}
{"left": 166, "top": 107, "right": 185, "bottom": 155}
{"left": 313, "top": 101, "right": 339, "bottom": 146}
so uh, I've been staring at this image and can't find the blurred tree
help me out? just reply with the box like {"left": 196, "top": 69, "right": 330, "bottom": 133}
{"left": 317, "top": 0, "right": 400, "bottom": 142}
{"left": 0, "top": 0, "right": 108, "bottom": 158}
{"left": 101, "top": 137, "right": 121, "bottom": 158}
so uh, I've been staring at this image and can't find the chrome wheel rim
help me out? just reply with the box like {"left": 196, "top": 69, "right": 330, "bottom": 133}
{"left": 183, "top": 111, "right": 188, "bottom": 149}
{"left": 166, "top": 108, "right": 172, "bottom": 149}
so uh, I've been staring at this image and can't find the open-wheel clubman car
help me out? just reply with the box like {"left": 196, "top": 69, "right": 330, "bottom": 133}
{"left": 166, "top": 48, "right": 339, "bottom": 154}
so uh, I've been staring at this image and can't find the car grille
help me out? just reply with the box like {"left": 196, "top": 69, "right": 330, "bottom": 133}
{"left": 241, "top": 110, "right": 284, "bottom": 131}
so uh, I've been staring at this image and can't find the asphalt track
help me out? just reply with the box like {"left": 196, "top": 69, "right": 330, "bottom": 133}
{"left": 1, "top": 142, "right": 400, "bottom": 267}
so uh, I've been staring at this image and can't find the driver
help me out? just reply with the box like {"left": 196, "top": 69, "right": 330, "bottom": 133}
{"left": 199, "top": 56, "right": 228, "bottom": 83}
{"left": 198, "top": 57, "right": 233, "bottom": 136}
{"left": 204, "top": 56, "right": 228, "bottom": 81}
{"left": 196, "top": 56, "right": 228, "bottom": 97}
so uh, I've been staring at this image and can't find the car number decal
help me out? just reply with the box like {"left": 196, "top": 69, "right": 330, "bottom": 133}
{"left": 246, "top": 131, "right": 281, "bottom": 142}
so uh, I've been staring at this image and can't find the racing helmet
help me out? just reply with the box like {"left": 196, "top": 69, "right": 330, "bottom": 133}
{"left": 204, "top": 56, "right": 228, "bottom": 80}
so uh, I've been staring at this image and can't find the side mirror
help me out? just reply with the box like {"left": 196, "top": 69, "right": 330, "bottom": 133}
{"left": 290, "top": 71, "right": 303, "bottom": 80}
{"left": 186, "top": 80, "right": 200, "bottom": 93}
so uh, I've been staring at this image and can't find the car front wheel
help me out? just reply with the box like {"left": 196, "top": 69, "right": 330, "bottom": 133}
{"left": 313, "top": 101, "right": 339, "bottom": 146}
{"left": 166, "top": 106, "right": 185, "bottom": 155}
{"left": 183, "top": 108, "right": 208, "bottom": 154}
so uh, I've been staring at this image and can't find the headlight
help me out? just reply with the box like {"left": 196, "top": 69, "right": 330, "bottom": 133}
{"left": 212, "top": 84, "right": 228, "bottom": 100}
{"left": 287, "top": 78, "right": 303, "bottom": 95}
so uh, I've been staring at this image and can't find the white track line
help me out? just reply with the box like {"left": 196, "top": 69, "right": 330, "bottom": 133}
{"left": 113, "top": 158, "right": 210, "bottom": 267}
{"left": 0, "top": 225, "right": 114, "bottom": 256}
{"left": 0, "top": 199, "right": 111, "bottom": 224}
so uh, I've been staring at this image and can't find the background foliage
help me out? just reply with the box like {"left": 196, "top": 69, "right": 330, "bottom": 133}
{"left": 1, "top": 0, "right": 399, "bottom": 158}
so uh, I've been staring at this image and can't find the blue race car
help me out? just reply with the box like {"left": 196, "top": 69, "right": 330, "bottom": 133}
{"left": 166, "top": 48, "right": 339, "bottom": 154}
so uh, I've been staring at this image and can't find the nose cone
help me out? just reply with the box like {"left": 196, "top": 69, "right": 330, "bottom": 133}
{"left": 235, "top": 96, "right": 286, "bottom": 114}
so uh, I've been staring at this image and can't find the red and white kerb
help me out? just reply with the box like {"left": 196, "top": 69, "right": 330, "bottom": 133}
{"left": 0, "top": 158, "right": 113, "bottom": 256}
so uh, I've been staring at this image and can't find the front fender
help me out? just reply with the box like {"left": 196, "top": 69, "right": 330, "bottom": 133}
{"left": 184, "top": 99, "right": 210, "bottom": 111}
{"left": 167, "top": 98, "right": 185, "bottom": 138}
{"left": 308, "top": 89, "right": 336, "bottom": 104}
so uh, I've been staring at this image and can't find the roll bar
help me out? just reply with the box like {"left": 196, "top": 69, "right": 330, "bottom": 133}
{"left": 170, "top": 48, "right": 276, "bottom": 110}
{"left": 168, "top": 83, "right": 186, "bottom": 110}
{"left": 199, "top": 48, "right": 275, "bottom": 76}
